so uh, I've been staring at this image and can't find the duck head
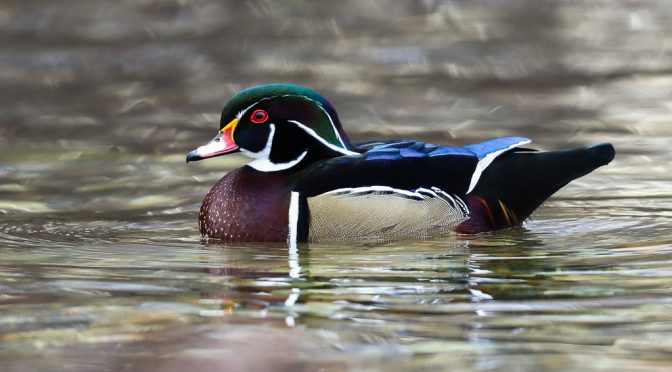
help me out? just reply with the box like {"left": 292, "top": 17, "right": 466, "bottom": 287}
{"left": 187, "top": 84, "right": 359, "bottom": 172}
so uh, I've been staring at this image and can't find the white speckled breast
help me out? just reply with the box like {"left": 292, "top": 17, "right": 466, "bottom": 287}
{"left": 199, "top": 167, "right": 291, "bottom": 242}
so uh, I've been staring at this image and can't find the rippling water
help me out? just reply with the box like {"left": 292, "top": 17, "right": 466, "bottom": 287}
{"left": 2, "top": 1, "right": 672, "bottom": 371}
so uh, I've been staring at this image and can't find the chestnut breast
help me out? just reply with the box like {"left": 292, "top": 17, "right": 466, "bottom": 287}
{"left": 199, "top": 167, "right": 291, "bottom": 242}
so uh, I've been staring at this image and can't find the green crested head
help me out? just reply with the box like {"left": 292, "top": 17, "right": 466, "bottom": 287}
{"left": 220, "top": 84, "right": 352, "bottom": 150}
{"left": 187, "top": 84, "right": 359, "bottom": 172}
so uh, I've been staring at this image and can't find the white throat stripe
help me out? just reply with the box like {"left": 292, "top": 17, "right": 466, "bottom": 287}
{"left": 243, "top": 124, "right": 310, "bottom": 172}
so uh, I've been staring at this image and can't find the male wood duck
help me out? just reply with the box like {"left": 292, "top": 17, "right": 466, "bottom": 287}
{"left": 187, "top": 84, "right": 615, "bottom": 243}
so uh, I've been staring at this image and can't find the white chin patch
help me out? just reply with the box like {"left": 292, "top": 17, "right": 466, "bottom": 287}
{"left": 248, "top": 150, "right": 308, "bottom": 172}
{"left": 241, "top": 124, "right": 309, "bottom": 172}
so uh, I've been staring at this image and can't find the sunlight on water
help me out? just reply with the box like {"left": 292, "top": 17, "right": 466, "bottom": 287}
{"left": 2, "top": 1, "right": 672, "bottom": 371}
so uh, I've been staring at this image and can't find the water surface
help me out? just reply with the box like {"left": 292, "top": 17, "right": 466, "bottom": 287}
{"left": 1, "top": 1, "right": 672, "bottom": 371}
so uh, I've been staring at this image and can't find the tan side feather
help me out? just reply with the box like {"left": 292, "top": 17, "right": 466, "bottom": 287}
{"left": 307, "top": 187, "right": 468, "bottom": 242}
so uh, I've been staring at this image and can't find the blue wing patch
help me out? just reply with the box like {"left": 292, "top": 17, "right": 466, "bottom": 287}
{"left": 365, "top": 140, "right": 476, "bottom": 161}
{"left": 357, "top": 137, "right": 531, "bottom": 195}
{"left": 296, "top": 140, "right": 483, "bottom": 199}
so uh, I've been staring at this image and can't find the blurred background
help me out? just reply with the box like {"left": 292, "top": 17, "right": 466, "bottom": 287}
{"left": 1, "top": 1, "right": 672, "bottom": 371}
{"left": 2, "top": 0, "right": 671, "bottom": 152}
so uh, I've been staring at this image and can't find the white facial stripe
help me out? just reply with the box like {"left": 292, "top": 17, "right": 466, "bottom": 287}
{"left": 287, "top": 120, "right": 359, "bottom": 156}
{"left": 236, "top": 99, "right": 269, "bottom": 120}
{"left": 293, "top": 95, "right": 348, "bottom": 148}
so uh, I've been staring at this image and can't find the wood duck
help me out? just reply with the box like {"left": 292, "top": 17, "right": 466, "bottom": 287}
{"left": 187, "top": 84, "right": 615, "bottom": 243}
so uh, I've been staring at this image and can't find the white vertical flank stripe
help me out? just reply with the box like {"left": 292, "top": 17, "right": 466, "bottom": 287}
{"left": 288, "top": 191, "right": 300, "bottom": 245}
{"left": 288, "top": 192, "right": 301, "bottom": 280}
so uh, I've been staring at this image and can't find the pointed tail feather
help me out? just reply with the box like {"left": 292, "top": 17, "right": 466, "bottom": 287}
{"left": 457, "top": 143, "right": 615, "bottom": 233}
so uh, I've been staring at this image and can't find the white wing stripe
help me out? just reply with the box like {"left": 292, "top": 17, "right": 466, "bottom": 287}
{"left": 467, "top": 139, "right": 532, "bottom": 193}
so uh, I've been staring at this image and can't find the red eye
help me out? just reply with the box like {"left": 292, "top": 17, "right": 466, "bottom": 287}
{"left": 250, "top": 109, "right": 268, "bottom": 124}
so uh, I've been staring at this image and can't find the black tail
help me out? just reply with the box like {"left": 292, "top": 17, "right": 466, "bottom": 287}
{"left": 464, "top": 143, "right": 615, "bottom": 231}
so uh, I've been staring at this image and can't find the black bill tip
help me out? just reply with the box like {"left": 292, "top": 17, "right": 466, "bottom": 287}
{"left": 186, "top": 150, "right": 202, "bottom": 163}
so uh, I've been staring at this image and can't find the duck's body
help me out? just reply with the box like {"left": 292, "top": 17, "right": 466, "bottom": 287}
{"left": 188, "top": 84, "right": 615, "bottom": 243}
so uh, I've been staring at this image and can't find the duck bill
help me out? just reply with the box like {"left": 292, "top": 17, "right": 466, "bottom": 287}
{"left": 186, "top": 119, "right": 239, "bottom": 163}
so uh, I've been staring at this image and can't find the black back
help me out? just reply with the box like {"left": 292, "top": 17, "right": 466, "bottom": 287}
{"left": 289, "top": 140, "right": 479, "bottom": 197}
{"left": 472, "top": 143, "right": 615, "bottom": 222}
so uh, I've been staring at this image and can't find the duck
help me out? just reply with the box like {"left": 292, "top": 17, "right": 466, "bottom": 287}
{"left": 186, "top": 84, "right": 615, "bottom": 243}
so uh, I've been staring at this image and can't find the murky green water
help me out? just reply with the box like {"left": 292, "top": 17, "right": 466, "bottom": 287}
{"left": 2, "top": 1, "right": 672, "bottom": 371}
